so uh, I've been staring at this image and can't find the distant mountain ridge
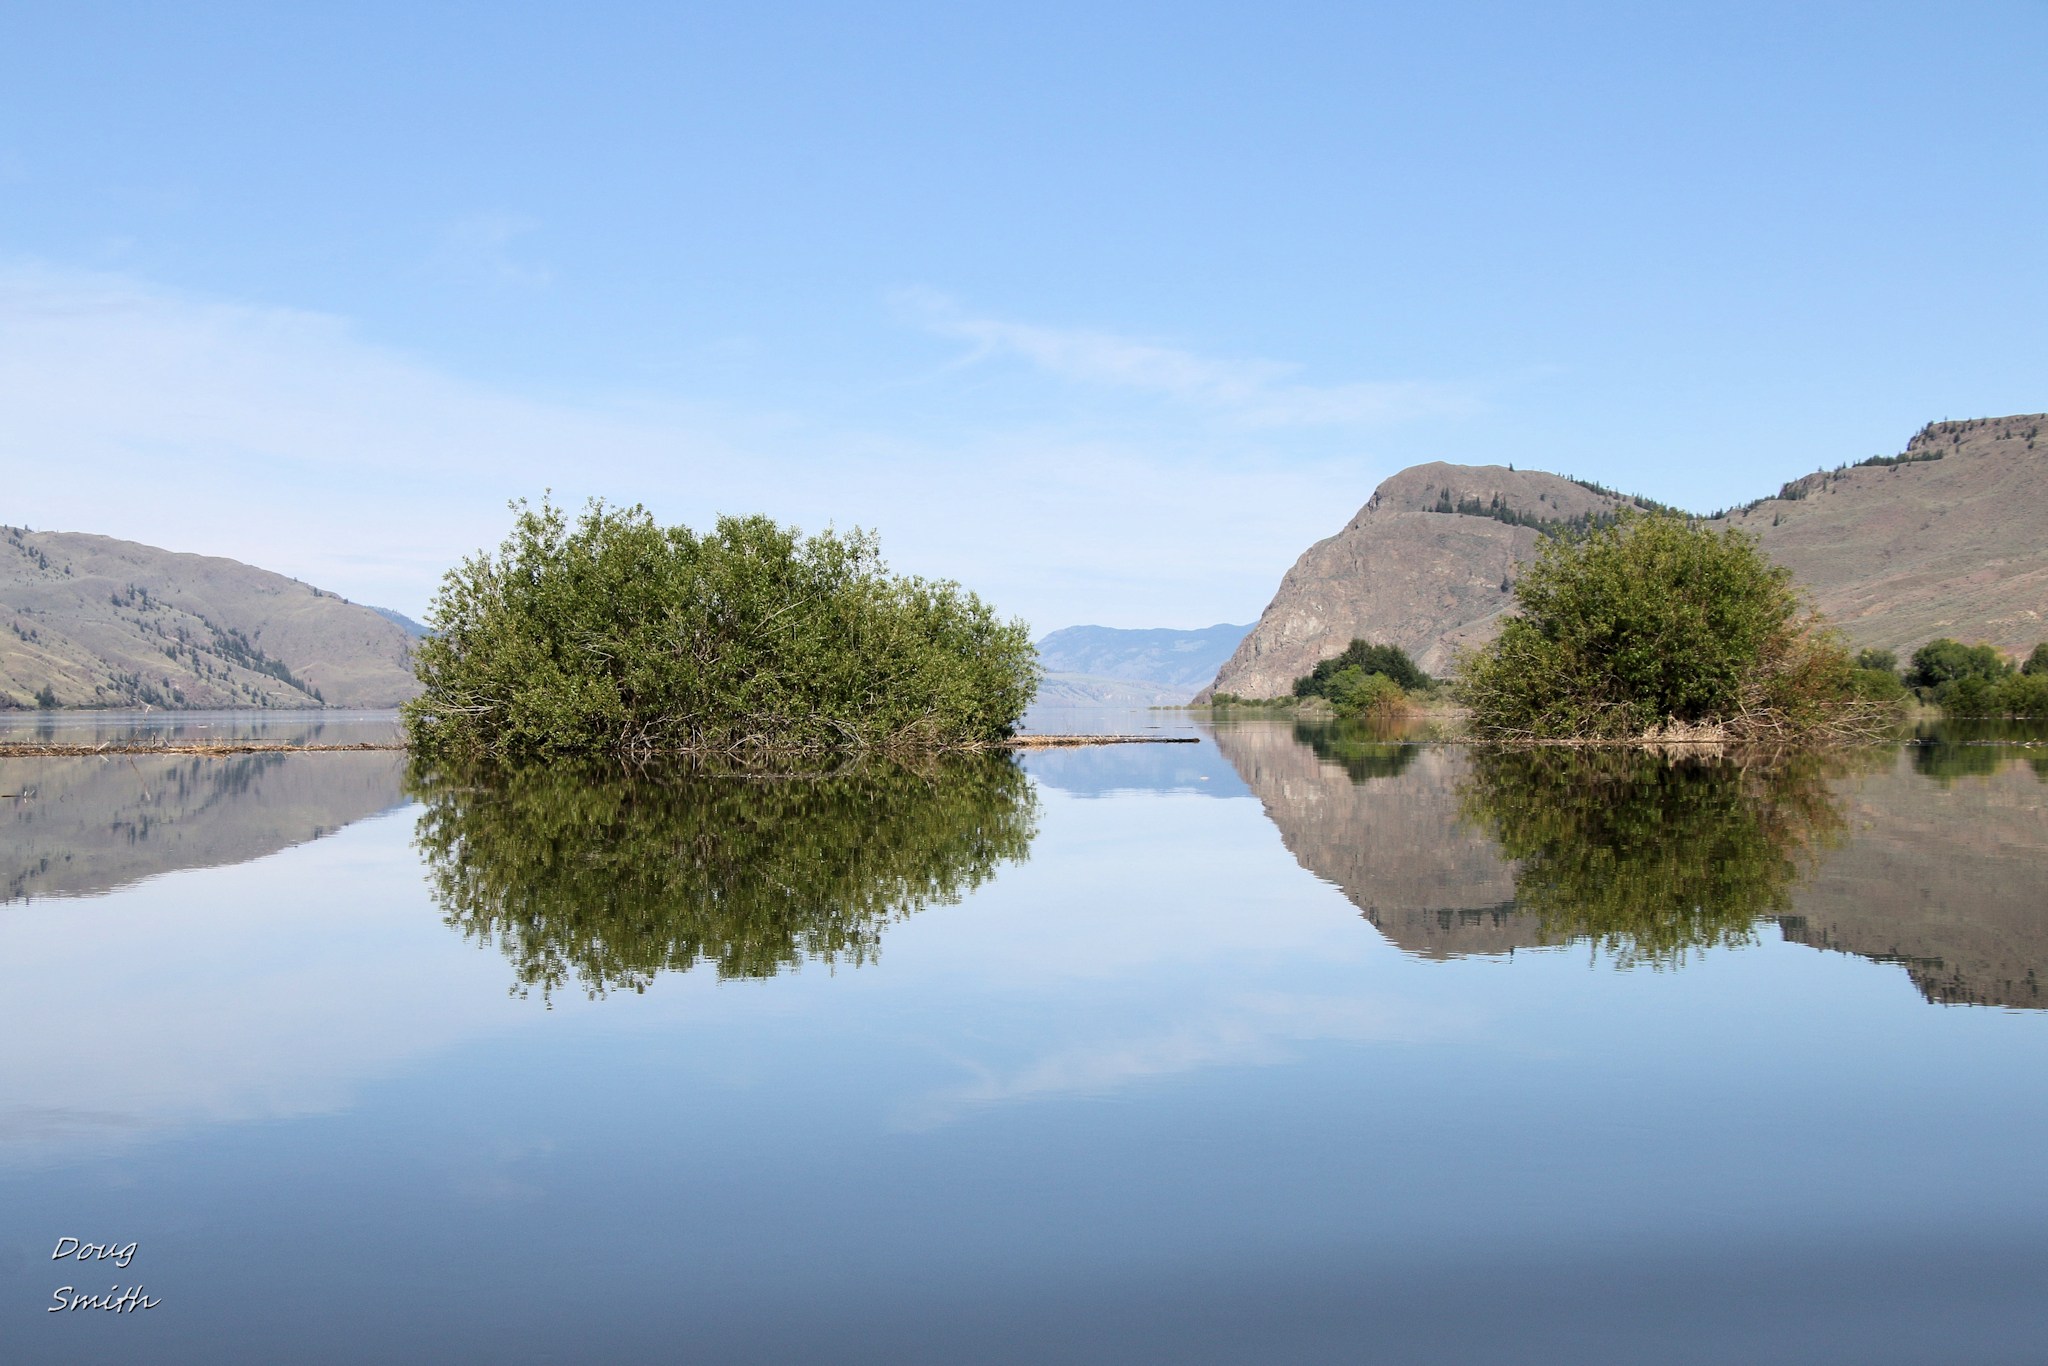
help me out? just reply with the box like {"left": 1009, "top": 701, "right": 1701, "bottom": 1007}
{"left": 1205, "top": 414, "right": 2048, "bottom": 699}
{"left": 1036, "top": 624, "right": 1251, "bottom": 705}
{"left": 369, "top": 605, "right": 431, "bottom": 639}
{"left": 1, "top": 527, "right": 422, "bottom": 709}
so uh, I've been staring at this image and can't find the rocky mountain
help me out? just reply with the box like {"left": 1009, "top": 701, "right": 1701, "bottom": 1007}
{"left": 1204, "top": 414, "right": 2048, "bottom": 699}
{"left": 370, "top": 605, "right": 431, "bottom": 639}
{"left": 0, "top": 526, "right": 422, "bottom": 709}
{"left": 1202, "top": 466, "right": 1645, "bottom": 698}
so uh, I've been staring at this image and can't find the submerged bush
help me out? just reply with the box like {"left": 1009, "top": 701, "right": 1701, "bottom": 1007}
{"left": 405, "top": 499, "right": 1038, "bottom": 759}
{"left": 1457, "top": 514, "right": 1880, "bottom": 741}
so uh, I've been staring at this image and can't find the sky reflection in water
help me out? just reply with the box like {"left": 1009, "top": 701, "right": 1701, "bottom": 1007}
{"left": 3, "top": 717, "right": 2046, "bottom": 1363}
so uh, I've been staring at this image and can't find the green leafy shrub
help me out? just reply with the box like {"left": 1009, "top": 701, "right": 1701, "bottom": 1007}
{"left": 1906, "top": 638, "right": 2008, "bottom": 690}
{"left": 1294, "top": 640, "right": 1432, "bottom": 697}
{"left": 1457, "top": 514, "right": 1876, "bottom": 741}
{"left": 2002, "top": 673, "right": 2048, "bottom": 716}
{"left": 1323, "top": 668, "right": 1413, "bottom": 722}
{"left": 1854, "top": 647, "right": 1898, "bottom": 674}
{"left": 405, "top": 499, "right": 1037, "bottom": 759}
{"left": 1948, "top": 671, "right": 2048, "bottom": 718}
{"left": 2022, "top": 642, "right": 2048, "bottom": 677}
{"left": 1849, "top": 666, "right": 1908, "bottom": 703}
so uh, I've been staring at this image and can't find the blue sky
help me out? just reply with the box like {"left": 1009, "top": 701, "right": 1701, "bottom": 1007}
{"left": 2, "top": 2, "right": 2043, "bottom": 629}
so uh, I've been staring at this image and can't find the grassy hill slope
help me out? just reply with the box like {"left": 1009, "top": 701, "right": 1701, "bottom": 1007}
{"left": 1717, "top": 414, "right": 2048, "bottom": 655}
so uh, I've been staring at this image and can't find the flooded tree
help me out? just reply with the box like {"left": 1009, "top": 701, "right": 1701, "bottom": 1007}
{"left": 405, "top": 499, "right": 1038, "bottom": 759}
{"left": 1457, "top": 514, "right": 1882, "bottom": 741}
{"left": 408, "top": 755, "right": 1038, "bottom": 1000}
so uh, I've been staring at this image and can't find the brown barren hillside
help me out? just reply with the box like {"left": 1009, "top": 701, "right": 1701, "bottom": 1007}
{"left": 1, "top": 527, "right": 422, "bottom": 709}
{"left": 1716, "top": 414, "right": 2048, "bottom": 656}
{"left": 1202, "top": 464, "right": 1643, "bottom": 698}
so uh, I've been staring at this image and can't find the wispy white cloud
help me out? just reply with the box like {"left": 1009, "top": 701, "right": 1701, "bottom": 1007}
{"left": 898, "top": 991, "right": 1473, "bottom": 1130}
{"left": 899, "top": 288, "right": 1470, "bottom": 428}
{"left": 0, "top": 262, "right": 1400, "bottom": 629}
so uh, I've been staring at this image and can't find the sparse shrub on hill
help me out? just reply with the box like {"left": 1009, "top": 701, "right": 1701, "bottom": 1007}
{"left": 404, "top": 499, "right": 1037, "bottom": 760}
{"left": 1457, "top": 513, "right": 1883, "bottom": 742}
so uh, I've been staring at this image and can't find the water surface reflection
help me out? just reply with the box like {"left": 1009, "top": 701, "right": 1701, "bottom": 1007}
{"left": 2, "top": 750, "right": 407, "bottom": 901}
{"left": 1458, "top": 747, "right": 1850, "bottom": 966}
{"left": 1207, "top": 718, "right": 2048, "bottom": 1006}
{"left": 408, "top": 756, "right": 1039, "bottom": 999}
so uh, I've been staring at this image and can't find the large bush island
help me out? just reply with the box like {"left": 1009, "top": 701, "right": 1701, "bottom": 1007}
{"left": 1458, "top": 514, "right": 1881, "bottom": 742}
{"left": 404, "top": 499, "right": 1037, "bottom": 759}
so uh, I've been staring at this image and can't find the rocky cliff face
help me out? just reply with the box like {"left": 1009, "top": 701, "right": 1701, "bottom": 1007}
{"left": 1717, "top": 414, "right": 2048, "bottom": 656}
{"left": 1201, "top": 464, "right": 1640, "bottom": 699}
{"left": 0, "top": 527, "right": 422, "bottom": 709}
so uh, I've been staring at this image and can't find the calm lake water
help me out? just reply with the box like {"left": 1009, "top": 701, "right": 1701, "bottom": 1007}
{"left": 4, "top": 711, "right": 2046, "bottom": 1363}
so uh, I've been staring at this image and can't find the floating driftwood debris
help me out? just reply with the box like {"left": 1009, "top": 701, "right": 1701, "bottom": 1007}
{"left": 0, "top": 734, "right": 1199, "bottom": 758}
{"left": 0, "top": 741, "right": 407, "bottom": 757}
{"left": 1000, "top": 734, "right": 1200, "bottom": 748}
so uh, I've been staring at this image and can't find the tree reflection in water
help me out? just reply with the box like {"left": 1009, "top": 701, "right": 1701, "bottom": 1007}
{"left": 1458, "top": 748, "right": 1851, "bottom": 967}
{"left": 1292, "top": 718, "right": 1421, "bottom": 782}
{"left": 408, "top": 756, "right": 1038, "bottom": 1000}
